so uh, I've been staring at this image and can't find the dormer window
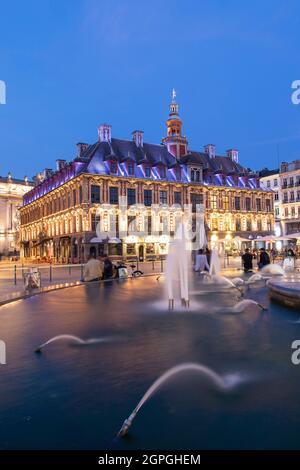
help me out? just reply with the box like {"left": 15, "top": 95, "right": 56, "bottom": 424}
{"left": 144, "top": 165, "right": 151, "bottom": 178}
{"left": 127, "top": 162, "right": 135, "bottom": 176}
{"left": 174, "top": 167, "right": 181, "bottom": 181}
{"left": 191, "top": 167, "right": 201, "bottom": 183}
{"left": 159, "top": 166, "right": 166, "bottom": 178}
{"left": 110, "top": 161, "right": 118, "bottom": 174}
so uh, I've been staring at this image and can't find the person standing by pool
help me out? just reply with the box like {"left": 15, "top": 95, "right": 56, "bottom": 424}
{"left": 258, "top": 248, "right": 270, "bottom": 270}
{"left": 83, "top": 254, "right": 103, "bottom": 282}
{"left": 242, "top": 248, "right": 253, "bottom": 272}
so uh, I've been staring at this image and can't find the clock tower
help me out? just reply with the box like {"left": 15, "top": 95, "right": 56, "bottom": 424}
{"left": 162, "top": 89, "right": 188, "bottom": 159}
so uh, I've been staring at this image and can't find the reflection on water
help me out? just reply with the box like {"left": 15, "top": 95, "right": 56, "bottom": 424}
{"left": 0, "top": 275, "right": 299, "bottom": 449}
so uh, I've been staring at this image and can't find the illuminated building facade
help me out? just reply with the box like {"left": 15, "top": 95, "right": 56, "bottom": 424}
{"left": 0, "top": 174, "right": 32, "bottom": 256}
{"left": 19, "top": 92, "right": 274, "bottom": 262}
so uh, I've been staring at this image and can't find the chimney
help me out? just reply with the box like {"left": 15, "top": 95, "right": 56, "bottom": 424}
{"left": 98, "top": 124, "right": 112, "bottom": 143}
{"left": 204, "top": 144, "right": 216, "bottom": 159}
{"left": 43, "top": 169, "right": 53, "bottom": 180}
{"left": 76, "top": 142, "right": 89, "bottom": 158}
{"left": 132, "top": 130, "right": 144, "bottom": 147}
{"left": 226, "top": 149, "right": 239, "bottom": 163}
{"left": 56, "top": 159, "right": 66, "bottom": 171}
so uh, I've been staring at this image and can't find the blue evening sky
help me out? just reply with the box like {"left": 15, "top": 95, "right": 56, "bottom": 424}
{"left": 0, "top": 0, "right": 300, "bottom": 179}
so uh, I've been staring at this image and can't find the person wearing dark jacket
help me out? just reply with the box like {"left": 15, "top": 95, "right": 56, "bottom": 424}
{"left": 242, "top": 248, "right": 253, "bottom": 272}
{"left": 103, "top": 255, "right": 113, "bottom": 279}
{"left": 258, "top": 248, "right": 270, "bottom": 270}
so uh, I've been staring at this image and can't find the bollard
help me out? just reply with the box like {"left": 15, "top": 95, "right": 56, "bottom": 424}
{"left": 49, "top": 264, "right": 52, "bottom": 282}
{"left": 69, "top": 264, "right": 71, "bottom": 275}
{"left": 80, "top": 264, "right": 84, "bottom": 281}
{"left": 14, "top": 265, "right": 17, "bottom": 285}
{"left": 161, "top": 258, "right": 163, "bottom": 272}
{"left": 152, "top": 259, "right": 155, "bottom": 270}
{"left": 136, "top": 257, "right": 139, "bottom": 271}
{"left": 39, "top": 269, "right": 42, "bottom": 287}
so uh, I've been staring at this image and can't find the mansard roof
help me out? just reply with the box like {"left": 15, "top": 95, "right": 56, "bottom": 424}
{"left": 77, "top": 138, "right": 250, "bottom": 175}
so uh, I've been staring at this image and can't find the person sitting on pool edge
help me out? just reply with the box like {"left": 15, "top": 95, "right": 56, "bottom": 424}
{"left": 83, "top": 253, "right": 103, "bottom": 282}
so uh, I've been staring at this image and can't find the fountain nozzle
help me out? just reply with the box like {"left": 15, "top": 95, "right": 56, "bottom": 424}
{"left": 168, "top": 299, "right": 174, "bottom": 311}
{"left": 117, "top": 413, "right": 135, "bottom": 438}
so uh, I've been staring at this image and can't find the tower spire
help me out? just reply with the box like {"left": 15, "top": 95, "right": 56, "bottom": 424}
{"left": 172, "top": 88, "right": 176, "bottom": 102}
{"left": 162, "top": 90, "right": 188, "bottom": 159}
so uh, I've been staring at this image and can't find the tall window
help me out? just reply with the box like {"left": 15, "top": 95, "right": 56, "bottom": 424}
{"left": 246, "top": 219, "right": 251, "bottom": 231}
{"left": 256, "top": 199, "right": 261, "bottom": 211}
{"left": 234, "top": 197, "right": 241, "bottom": 210}
{"left": 144, "top": 189, "right": 152, "bottom": 207}
{"left": 236, "top": 218, "right": 241, "bottom": 231}
{"left": 266, "top": 199, "right": 271, "bottom": 212}
{"left": 91, "top": 213, "right": 100, "bottom": 232}
{"left": 91, "top": 185, "right": 101, "bottom": 203}
{"left": 274, "top": 179, "right": 278, "bottom": 187}
{"left": 174, "top": 191, "right": 181, "bottom": 205}
{"left": 146, "top": 214, "right": 152, "bottom": 235}
{"left": 274, "top": 192, "right": 279, "bottom": 201}
{"left": 191, "top": 168, "right": 201, "bottom": 182}
{"left": 73, "top": 189, "right": 77, "bottom": 206}
{"left": 290, "top": 192, "right": 295, "bottom": 202}
{"left": 191, "top": 193, "right": 203, "bottom": 213}
{"left": 222, "top": 194, "right": 229, "bottom": 210}
{"left": 127, "top": 215, "right": 136, "bottom": 233}
{"left": 127, "top": 188, "right": 136, "bottom": 206}
{"left": 210, "top": 194, "right": 217, "bottom": 210}
{"left": 79, "top": 186, "right": 83, "bottom": 204}
{"left": 257, "top": 219, "right": 262, "bottom": 231}
{"left": 109, "top": 186, "right": 119, "bottom": 204}
{"left": 159, "top": 190, "right": 167, "bottom": 204}
{"left": 245, "top": 197, "right": 251, "bottom": 211}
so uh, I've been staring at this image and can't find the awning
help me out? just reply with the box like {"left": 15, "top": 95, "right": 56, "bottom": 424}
{"left": 89, "top": 237, "right": 122, "bottom": 244}
{"left": 89, "top": 237, "right": 105, "bottom": 243}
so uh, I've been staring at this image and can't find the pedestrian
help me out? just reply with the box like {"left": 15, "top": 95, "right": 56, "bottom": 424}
{"left": 258, "top": 247, "right": 270, "bottom": 270}
{"left": 242, "top": 248, "right": 253, "bottom": 272}
{"left": 103, "top": 255, "right": 113, "bottom": 279}
{"left": 83, "top": 254, "right": 103, "bottom": 282}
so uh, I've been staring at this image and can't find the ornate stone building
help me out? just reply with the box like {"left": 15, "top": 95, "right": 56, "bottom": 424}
{"left": 0, "top": 174, "right": 32, "bottom": 257}
{"left": 260, "top": 161, "right": 300, "bottom": 237}
{"left": 19, "top": 92, "right": 274, "bottom": 262}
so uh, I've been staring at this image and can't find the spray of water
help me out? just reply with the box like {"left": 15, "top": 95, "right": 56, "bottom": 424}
{"left": 218, "top": 299, "right": 267, "bottom": 313}
{"left": 246, "top": 273, "right": 264, "bottom": 284}
{"left": 117, "top": 362, "right": 244, "bottom": 437}
{"left": 261, "top": 264, "right": 285, "bottom": 276}
{"left": 165, "top": 223, "right": 189, "bottom": 310}
{"left": 35, "top": 334, "right": 113, "bottom": 353}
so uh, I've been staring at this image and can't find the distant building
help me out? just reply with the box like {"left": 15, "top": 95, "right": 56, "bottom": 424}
{"left": 0, "top": 174, "right": 32, "bottom": 257}
{"left": 260, "top": 161, "right": 300, "bottom": 237}
{"left": 279, "top": 160, "right": 300, "bottom": 235}
{"left": 259, "top": 168, "right": 281, "bottom": 234}
{"left": 19, "top": 92, "right": 274, "bottom": 262}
